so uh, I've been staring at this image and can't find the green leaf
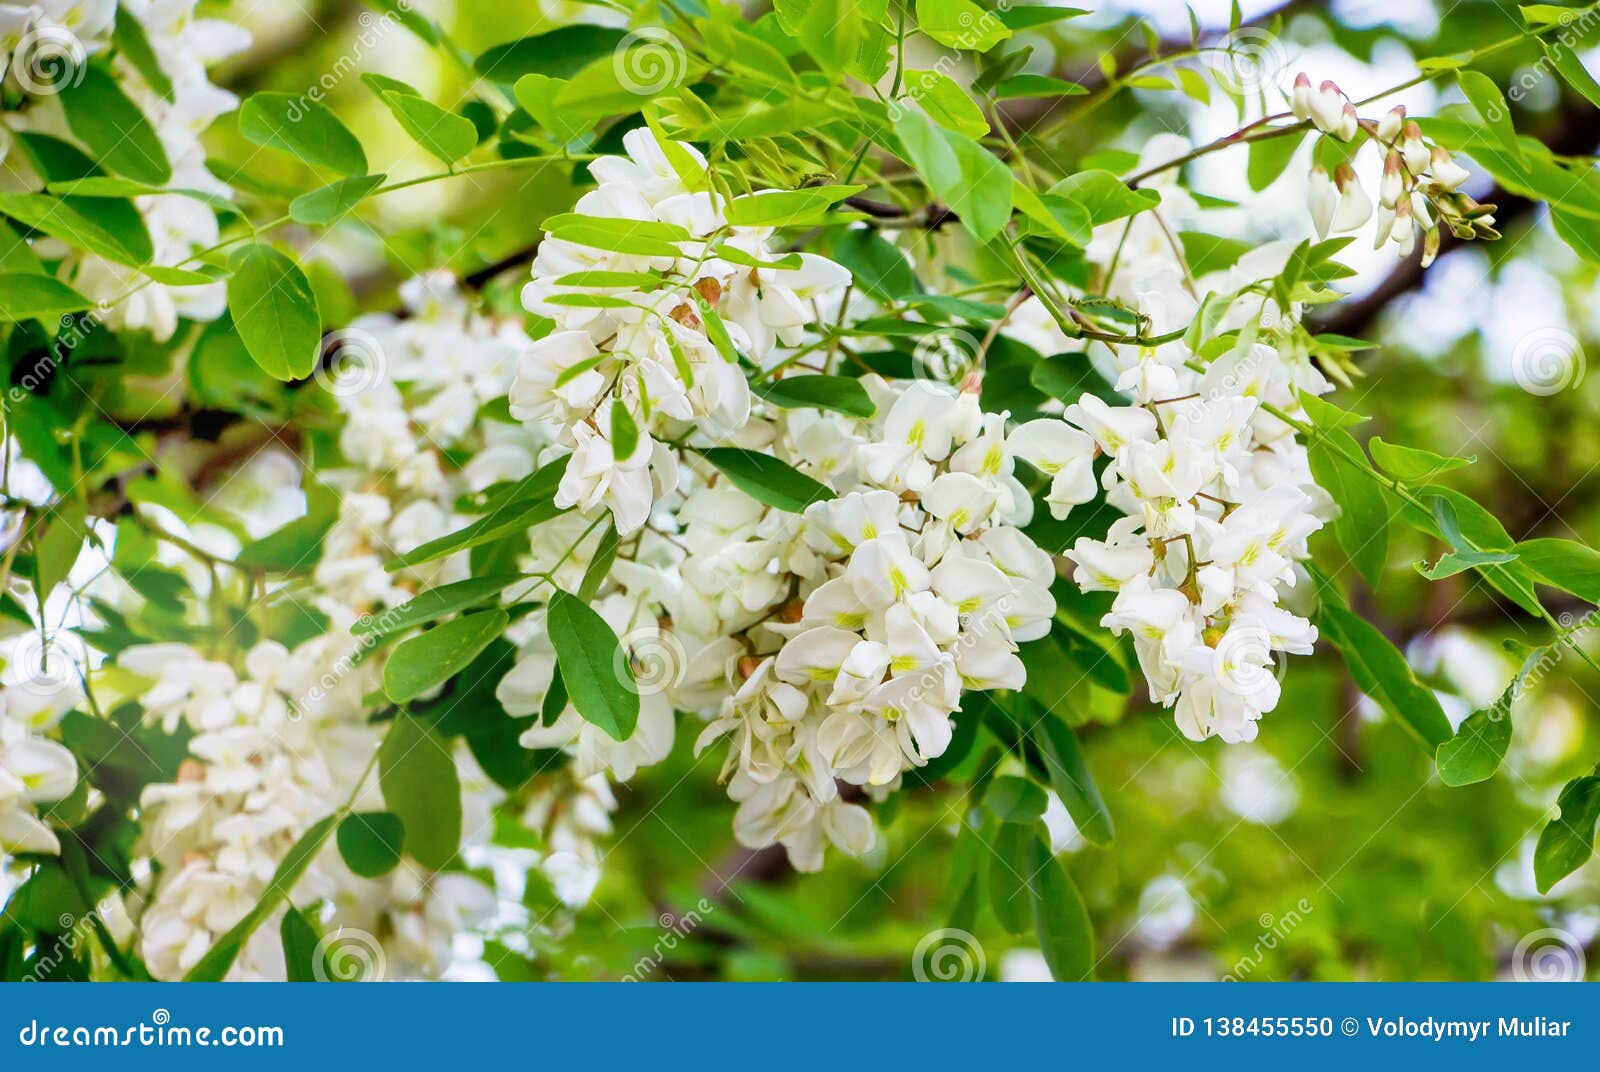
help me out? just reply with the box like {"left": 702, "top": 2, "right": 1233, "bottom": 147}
{"left": 1416, "top": 548, "right": 1517, "bottom": 580}
{"left": 1049, "top": 170, "right": 1159, "bottom": 225}
{"left": 829, "top": 229, "right": 916, "bottom": 303}
{"left": 238, "top": 92, "right": 368, "bottom": 176}
{"left": 383, "top": 609, "right": 509, "bottom": 703}
{"left": 726, "top": 185, "right": 865, "bottom": 227}
{"left": 1246, "top": 131, "right": 1308, "bottom": 192}
{"left": 356, "top": 576, "right": 519, "bottom": 640}
{"left": 280, "top": 906, "right": 325, "bottom": 983}
{"left": 1012, "top": 184, "right": 1093, "bottom": 248}
{"left": 893, "top": 107, "right": 1012, "bottom": 242}
{"left": 1319, "top": 604, "right": 1453, "bottom": 749}
{"left": 985, "top": 775, "right": 1048, "bottom": 824}
{"left": 1028, "top": 835, "right": 1094, "bottom": 980}
{"left": 997, "top": 5, "right": 1088, "bottom": 28}
{"left": 988, "top": 822, "right": 1033, "bottom": 934}
{"left": 775, "top": 0, "right": 864, "bottom": 74}
{"left": 0, "top": 273, "right": 94, "bottom": 321}
{"left": 113, "top": 7, "right": 173, "bottom": 101}
{"left": 57, "top": 65, "right": 171, "bottom": 185}
{"left": 609, "top": 402, "right": 640, "bottom": 461}
{"left": 1538, "top": 38, "right": 1600, "bottom": 110}
{"left": 235, "top": 488, "right": 338, "bottom": 572}
{"left": 547, "top": 589, "right": 639, "bottom": 742}
{"left": 386, "top": 495, "right": 566, "bottom": 570}
{"left": 903, "top": 70, "right": 989, "bottom": 138}
{"left": 34, "top": 500, "right": 87, "bottom": 601}
{"left": 754, "top": 374, "right": 876, "bottom": 418}
{"left": 289, "top": 174, "right": 387, "bottom": 225}
{"left": 0, "top": 220, "right": 42, "bottom": 275}
{"left": 226, "top": 244, "right": 322, "bottom": 381}
{"left": 994, "top": 74, "right": 1088, "bottom": 99}
{"left": 1031, "top": 715, "right": 1114, "bottom": 845}
{"left": 1307, "top": 429, "right": 1390, "bottom": 589}
{"left": 1533, "top": 767, "right": 1600, "bottom": 893}
{"left": 475, "top": 26, "right": 628, "bottom": 82}
{"left": 1369, "top": 436, "right": 1474, "bottom": 483}
{"left": 916, "top": 0, "right": 1011, "bottom": 51}
{"left": 1436, "top": 647, "right": 1544, "bottom": 787}
{"left": 378, "top": 716, "right": 462, "bottom": 870}
{"left": 1514, "top": 537, "right": 1600, "bottom": 603}
{"left": 542, "top": 213, "right": 689, "bottom": 257}
{"left": 378, "top": 91, "right": 479, "bottom": 165}
{"left": 0, "top": 192, "right": 152, "bottom": 266}
{"left": 578, "top": 524, "right": 619, "bottom": 604}
{"left": 336, "top": 812, "right": 406, "bottom": 878}
{"left": 1458, "top": 70, "right": 1525, "bottom": 165}
{"left": 184, "top": 815, "right": 338, "bottom": 980}
{"left": 697, "top": 447, "right": 834, "bottom": 513}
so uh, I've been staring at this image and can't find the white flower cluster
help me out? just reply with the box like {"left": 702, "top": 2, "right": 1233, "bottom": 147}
{"left": 510, "top": 129, "right": 850, "bottom": 535}
{"left": 1, "top": 1, "right": 250, "bottom": 339}
{"left": 317, "top": 272, "right": 539, "bottom": 612}
{"left": 0, "top": 638, "right": 80, "bottom": 855}
{"left": 1292, "top": 75, "right": 1496, "bottom": 263}
{"left": 693, "top": 379, "right": 1065, "bottom": 869}
{"left": 123, "top": 275, "right": 544, "bottom": 979}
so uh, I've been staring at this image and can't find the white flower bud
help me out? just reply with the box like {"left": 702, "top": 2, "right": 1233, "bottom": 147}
{"left": 1401, "top": 121, "right": 1430, "bottom": 174}
{"left": 1292, "top": 73, "right": 1314, "bottom": 120}
{"left": 1310, "top": 80, "right": 1345, "bottom": 133}
{"left": 1376, "top": 105, "right": 1406, "bottom": 144}
{"left": 1374, "top": 204, "right": 1395, "bottom": 248}
{"left": 1391, "top": 197, "right": 1416, "bottom": 256}
{"left": 1335, "top": 102, "right": 1360, "bottom": 142}
{"left": 1421, "top": 223, "right": 1442, "bottom": 267}
{"left": 1379, "top": 149, "right": 1405, "bottom": 208}
{"left": 1332, "top": 164, "right": 1372, "bottom": 233}
{"left": 1429, "top": 145, "right": 1471, "bottom": 191}
{"left": 1307, "top": 165, "right": 1337, "bottom": 238}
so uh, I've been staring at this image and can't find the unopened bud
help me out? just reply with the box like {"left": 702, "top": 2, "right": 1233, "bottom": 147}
{"left": 1291, "top": 73, "right": 1314, "bottom": 120}
{"left": 1376, "top": 104, "right": 1405, "bottom": 143}
{"left": 1429, "top": 145, "right": 1471, "bottom": 191}
{"left": 1401, "top": 121, "right": 1429, "bottom": 173}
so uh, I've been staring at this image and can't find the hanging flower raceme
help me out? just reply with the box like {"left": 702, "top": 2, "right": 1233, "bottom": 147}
{"left": 509, "top": 129, "right": 850, "bottom": 536}
{"left": 1290, "top": 77, "right": 1495, "bottom": 265}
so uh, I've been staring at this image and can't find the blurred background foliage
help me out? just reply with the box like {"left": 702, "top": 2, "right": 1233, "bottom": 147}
{"left": 177, "top": 0, "right": 1600, "bottom": 980}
